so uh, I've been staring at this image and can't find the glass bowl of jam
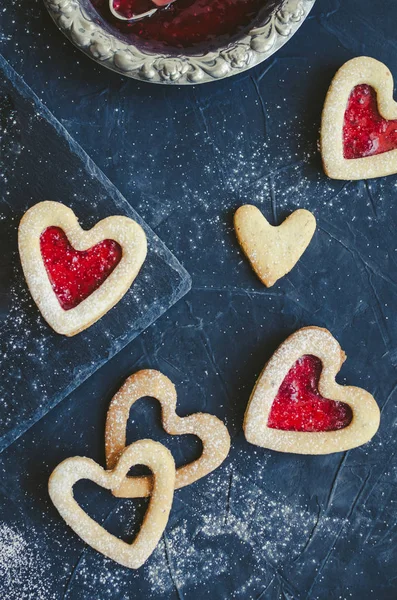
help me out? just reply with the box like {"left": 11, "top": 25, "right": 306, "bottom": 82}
{"left": 44, "top": 0, "right": 315, "bottom": 84}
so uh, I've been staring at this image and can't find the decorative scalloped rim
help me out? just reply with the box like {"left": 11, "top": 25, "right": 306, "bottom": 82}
{"left": 43, "top": 0, "right": 316, "bottom": 84}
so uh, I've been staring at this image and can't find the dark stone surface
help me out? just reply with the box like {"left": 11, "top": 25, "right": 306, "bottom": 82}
{"left": 1, "top": 0, "right": 397, "bottom": 598}
{"left": 0, "top": 56, "right": 190, "bottom": 453}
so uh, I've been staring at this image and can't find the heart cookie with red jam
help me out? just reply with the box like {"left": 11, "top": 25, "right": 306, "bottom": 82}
{"left": 49, "top": 440, "right": 175, "bottom": 569}
{"left": 105, "top": 369, "right": 231, "bottom": 498}
{"left": 18, "top": 201, "right": 147, "bottom": 336}
{"left": 321, "top": 56, "right": 397, "bottom": 180}
{"left": 243, "top": 326, "right": 380, "bottom": 454}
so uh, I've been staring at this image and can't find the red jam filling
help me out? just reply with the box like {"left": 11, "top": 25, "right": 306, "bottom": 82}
{"left": 343, "top": 84, "right": 397, "bottom": 159}
{"left": 91, "top": 0, "right": 265, "bottom": 47}
{"left": 40, "top": 226, "right": 122, "bottom": 311}
{"left": 267, "top": 355, "right": 352, "bottom": 432}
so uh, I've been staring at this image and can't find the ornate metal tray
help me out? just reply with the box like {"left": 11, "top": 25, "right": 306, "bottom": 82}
{"left": 44, "top": 0, "right": 315, "bottom": 84}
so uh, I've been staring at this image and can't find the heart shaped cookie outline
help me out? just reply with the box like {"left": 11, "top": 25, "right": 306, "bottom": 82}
{"left": 243, "top": 326, "right": 380, "bottom": 455}
{"left": 321, "top": 56, "right": 397, "bottom": 180}
{"left": 105, "top": 369, "right": 231, "bottom": 498}
{"left": 48, "top": 439, "right": 175, "bottom": 569}
{"left": 234, "top": 205, "right": 316, "bottom": 287}
{"left": 18, "top": 201, "right": 147, "bottom": 336}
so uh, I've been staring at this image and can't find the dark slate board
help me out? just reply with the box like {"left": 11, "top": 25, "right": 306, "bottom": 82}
{"left": 1, "top": 0, "right": 397, "bottom": 599}
{"left": 0, "top": 55, "right": 191, "bottom": 453}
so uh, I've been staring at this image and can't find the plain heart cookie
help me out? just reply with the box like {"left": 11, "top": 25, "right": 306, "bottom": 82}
{"left": 105, "top": 369, "right": 231, "bottom": 498}
{"left": 48, "top": 439, "right": 175, "bottom": 569}
{"left": 321, "top": 56, "right": 397, "bottom": 180}
{"left": 18, "top": 201, "right": 147, "bottom": 336}
{"left": 243, "top": 326, "right": 380, "bottom": 454}
{"left": 234, "top": 205, "right": 316, "bottom": 287}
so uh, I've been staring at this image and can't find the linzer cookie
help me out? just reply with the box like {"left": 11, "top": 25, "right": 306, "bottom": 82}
{"left": 321, "top": 56, "right": 397, "bottom": 180}
{"left": 18, "top": 201, "right": 147, "bottom": 336}
{"left": 48, "top": 440, "right": 175, "bottom": 569}
{"left": 234, "top": 205, "right": 316, "bottom": 287}
{"left": 244, "top": 326, "right": 380, "bottom": 454}
{"left": 105, "top": 369, "right": 231, "bottom": 498}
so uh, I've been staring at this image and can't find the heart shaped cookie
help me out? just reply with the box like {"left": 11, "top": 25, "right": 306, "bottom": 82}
{"left": 48, "top": 439, "right": 175, "bottom": 569}
{"left": 234, "top": 205, "right": 316, "bottom": 287}
{"left": 321, "top": 56, "right": 397, "bottom": 180}
{"left": 105, "top": 369, "right": 231, "bottom": 498}
{"left": 18, "top": 201, "right": 147, "bottom": 336}
{"left": 243, "top": 326, "right": 380, "bottom": 454}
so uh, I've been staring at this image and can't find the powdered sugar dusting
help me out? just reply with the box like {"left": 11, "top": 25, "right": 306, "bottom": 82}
{"left": 106, "top": 369, "right": 231, "bottom": 497}
{"left": 0, "top": 58, "right": 190, "bottom": 454}
{"left": 0, "top": 523, "right": 56, "bottom": 600}
{"left": 143, "top": 461, "right": 347, "bottom": 598}
{"left": 245, "top": 326, "right": 380, "bottom": 454}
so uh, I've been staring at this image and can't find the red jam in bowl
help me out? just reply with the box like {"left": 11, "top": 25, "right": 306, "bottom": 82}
{"left": 267, "top": 355, "right": 352, "bottom": 432}
{"left": 40, "top": 226, "right": 122, "bottom": 311}
{"left": 91, "top": 0, "right": 266, "bottom": 47}
{"left": 343, "top": 84, "right": 397, "bottom": 159}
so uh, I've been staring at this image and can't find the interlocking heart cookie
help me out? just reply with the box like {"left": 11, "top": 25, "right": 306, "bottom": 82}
{"left": 18, "top": 201, "right": 147, "bottom": 336}
{"left": 48, "top": 439, "right": 175, "bottom": 569}
{"left": 244, "top": 326, "right": 380, "bottom": 454}
{"left": 234, "top": 205, "right": 316, "bottom": 287}
{"left": 321, "top": 56, "right": 397, "bottom": 180}
{"left": 105, "top": 369, "right": 231, "bottom": 498}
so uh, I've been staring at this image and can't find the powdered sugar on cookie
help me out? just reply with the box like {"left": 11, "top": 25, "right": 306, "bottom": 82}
{"left": 244, "top": 326, "right": 380, "bottom": 454}
{"left": 321, "top": 56, "right": 397, "bottom": 180}
{"left": 19, "top": 201, "right": 147, "bottom": 336}
{"left": 48, "top": 440, "right": 175, "bottom": 569}
{"left": 106, "top": 369, "right": 231, "bottom": 498}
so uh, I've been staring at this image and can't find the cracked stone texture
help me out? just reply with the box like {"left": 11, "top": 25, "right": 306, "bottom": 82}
{"left": 1, "top": 0, "right": 397, "bottom": 599}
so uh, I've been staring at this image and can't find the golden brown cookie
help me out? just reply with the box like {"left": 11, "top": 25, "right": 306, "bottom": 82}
{"left": 18, "top": 201, "right": 147, "bottom": 336}
{"left": 244, "top": 326, "right": 380, "bottom": 454}
{"left": 48, "top": 439, "right": 175, "bottom": 569}
{"left": 105, "top": 369, "right": 231, "bottom": 498}
{"left": 321, "top": 56, "right": 397, "bottom": 180}
{"left": 234, "top": 205, "right": 316, "bottom": 287}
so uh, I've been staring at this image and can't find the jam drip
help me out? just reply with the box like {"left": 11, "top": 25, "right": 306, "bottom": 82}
{"left": 267, "top": 355, "right": 352, "bottom": 432}
{"left": 91, "top": 0, "right": 265, "bottom": 47}
{"left": 343, "top": 84, "right": 397, "bottom": 159}
{"left": 40, "top": 226, "right": 122, "bottom": 311}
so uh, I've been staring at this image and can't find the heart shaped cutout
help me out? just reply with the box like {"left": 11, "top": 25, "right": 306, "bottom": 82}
{"left": 19, "top": 201, "right": 147, "bottom": 336}
{"left": 105, "top": 369, "right": 231, "bottom": 498}
{"left": 234, "top": 205, "right": 316, "bottom": 287}
{"left": 40, "top": 226, "right": 122, "bottom": 310}
{"left": 243, "top": 326, "right": 380, "bottom": 454}
{"left": 267, "top": 354, "right": 353, "bottom": 432}
{"left": 48, "top": 439, "right": 175, "bottom": 569}
{"left": 321, "top": 56, "right": 397, "bottom": 180}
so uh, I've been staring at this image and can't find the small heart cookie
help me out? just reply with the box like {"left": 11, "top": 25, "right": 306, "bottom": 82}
{"left": 105, "top": 369, "right": 231, "bottom": 498}
{"left": 321, "top": 56, "right": 397, "bottom": 180}
{"left": 234, "top": 205, "right": 316, "bottom": 287}
{"left": 18, "top": 201, "right": 147, "bottom": 336}
{"left": 244, "top": 326, "right": 380, "bottom": 455}
{"left": 48, "top": 439, "right": 175, "bottom": 569}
